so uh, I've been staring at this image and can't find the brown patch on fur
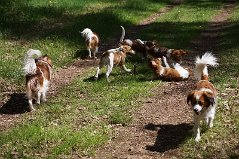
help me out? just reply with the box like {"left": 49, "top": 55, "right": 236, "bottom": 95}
{"left": 25, "top": 55, "right": 52, "bottom": 107}
{"left": 101, "top": 45, "right": 134, "bottom": 66}
{"left": 149, "top": 58, "right": 187, "bottom": 82}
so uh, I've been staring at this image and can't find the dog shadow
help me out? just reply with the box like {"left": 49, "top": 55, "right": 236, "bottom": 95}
{"left": 145, "top": 123, "right": 193, "bottom": 153}
{"left": 74, "top": 49, "right": 89, "bottom": 59}
{"left": 0, "top": 93, "right": 30, "bottom": 114}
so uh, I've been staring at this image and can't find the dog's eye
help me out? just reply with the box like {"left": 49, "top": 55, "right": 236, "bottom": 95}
{"left": 198, "top": 101, "right": 203, "bottom": 105}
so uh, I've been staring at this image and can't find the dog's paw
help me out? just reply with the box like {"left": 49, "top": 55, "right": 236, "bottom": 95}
{"left": 208, "top": 122, "right": 213, "bottom": 128}
{"left": 195, "top": 136, "right": 201, "bottom": 142}
{"left": 94, "top": 76, "right": 98, "bottom": 80}
{"left": 42, "top": 98, "right": 47, "bottom": 102}
{"left": 29, "top": 107, "right": 35, "bottom": 112}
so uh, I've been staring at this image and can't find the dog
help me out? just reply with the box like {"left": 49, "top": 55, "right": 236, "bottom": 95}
{"left": 119, "top": 26, "right": 156, "bottom": 59}
{"left": 146, "top": 44, "right": 188, "bottom": 67}
{"left": 80, "top": 28, "right": 99, "bottom": 59}
{"left": 94, "top": 45, "right": 135, "bottom": 82}
{"left": 187, "top": 52, "right": 218, "bottom": 142}
{"left": 23, "top": 49, "right": 53, "bottom": 111}
{"left": 149, "top": 56, "right": 190, "bottom": 82}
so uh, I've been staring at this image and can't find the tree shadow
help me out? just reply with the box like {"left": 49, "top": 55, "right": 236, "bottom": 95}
{"left": 145, "top": 123, "right": 193, "bottom": 153}
{"left": 0, "top": 93, "right": 30, "bottom": 114}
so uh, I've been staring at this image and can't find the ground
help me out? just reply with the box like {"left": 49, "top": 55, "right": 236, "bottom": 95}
{"left": 0, "top": 1, "right": 237, "bottom": 158}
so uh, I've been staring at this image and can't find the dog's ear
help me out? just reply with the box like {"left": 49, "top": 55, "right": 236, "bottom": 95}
{"left": 151, "top": 60, "right": 157, "bottom": 67}
{"left": 202, "top": 92, "right": 215, "bottom": 106}
{"left": 187, "top": 91, "right": 195, "bottom": 104}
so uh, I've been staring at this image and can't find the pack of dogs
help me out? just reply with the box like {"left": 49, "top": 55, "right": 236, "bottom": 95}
{"left": 22, "top": 26, "right": 219, "bottom": 142}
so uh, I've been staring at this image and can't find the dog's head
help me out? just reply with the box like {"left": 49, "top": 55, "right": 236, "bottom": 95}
{"left": 149, "top": 58, "right": 162, "bottom": 74}
{"left": 38, "top": 55, "right": 53, "bottom": 68}
{"left": 80, "top": 28, "right": 93, "bottom": 38}
{"left": 170, "top": 49, "right": 188, "bottom": 64}
{"left": 119, "top": 45, "right": 135, "bottom": 55}
{"left": 187, "top": 91, "right": 215, "bottom": 115}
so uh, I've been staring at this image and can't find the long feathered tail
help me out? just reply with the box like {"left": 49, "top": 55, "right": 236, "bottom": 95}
{"left": 194, "top": 52, "right": 218, "bottom": 81}
{"left": 23, "top": 49, "right": 42, "bottom": 76}
{"left": 119, "top": 26, "right": 125, "bottom": 42}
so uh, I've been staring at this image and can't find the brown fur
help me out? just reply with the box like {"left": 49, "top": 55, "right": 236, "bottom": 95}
{"left": 149, "top": 58, "right": 188, "bottom": 81}
{"left": 26, "top": 55, "right": 52, "bottom": 111}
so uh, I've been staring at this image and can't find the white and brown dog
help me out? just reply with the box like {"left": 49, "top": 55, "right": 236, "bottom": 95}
{"left": 119, "top": 26, "right": 156, "bottom": 59}
{"left": 80, "top": 28, "right": 99, "bottom": 59}
{"left": 23, "top": 49, "right": 53, "bottom": 111}
{"left": 187, "top": 52, "right": 218, "bottom": 142}
{"left": 149, "top": 56, "right": 190, "bottom": 81}
{"left": 94, "top": 45, "right": 135, "bottom": 82}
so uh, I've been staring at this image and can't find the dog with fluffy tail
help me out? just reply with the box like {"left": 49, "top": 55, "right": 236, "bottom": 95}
{"left": 187, "top": 52, "right": 218, "bottom": 142}
{"left": 23, "top": 49, "right": 53, "bottom": 111}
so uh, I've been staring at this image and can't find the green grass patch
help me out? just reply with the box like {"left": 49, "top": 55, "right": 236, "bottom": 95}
{"left": 138, "top": 0, "right": 224, "bottom": 48}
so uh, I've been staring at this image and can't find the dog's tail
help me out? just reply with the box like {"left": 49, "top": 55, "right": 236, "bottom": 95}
{"left": 23, "top": 49, "right": 42, "bottom": 76}
{"left": 194, "top": 51, "right": 218, "bottom": 81}
{"left": 119, "top": 26, "right": 125, "bottom": 42}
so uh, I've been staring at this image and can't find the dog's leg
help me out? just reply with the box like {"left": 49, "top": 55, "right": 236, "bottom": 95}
{"left": 122, "top": 65, "right": 131, "bottom": 72}
{"left": 93, "top": 47, "right": 98, "bottom": 60}
{"left": 95, "top": 66, "right": 101, "bottom": 80}
{"left": 162, "top": 56, "right": 170, "bottom": 68}
{"left": 95, "top": 62, "right": 104, "bottom": 80}
{"left": 27, "top": 90, "right": 35, "bottom": 111}
{"left": 194, "top": 117, "right": 201, "bottom": 142}
{"left": 208, "top": 116, "right": 214, "bottom": 128}
{"left": 37, "top": 91, "right": 41, "bottom": 105}
{"left": 88, "top": 47, "right": 92, "bottom": 58}
{"left": 106, "top": 64, "right": 113, "bottom": 82}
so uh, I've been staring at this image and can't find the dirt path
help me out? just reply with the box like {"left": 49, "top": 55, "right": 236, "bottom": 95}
{"left": 94, "top": 2, "right": 236, "bottom": 159}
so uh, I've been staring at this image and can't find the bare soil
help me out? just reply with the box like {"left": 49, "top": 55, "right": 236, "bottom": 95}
{"left": 0, "top": 1, "right": 237, "bottom": 158}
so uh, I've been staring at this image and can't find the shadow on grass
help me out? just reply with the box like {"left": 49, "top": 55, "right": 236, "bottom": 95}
{"left": 0, "top": 93, "right": 29, "bottom": 114}
{"left": 145, "top": 123, "right": 192, "bottom": 153}
{"left": 74, "top": 49, "right": 89, "bottom": 59}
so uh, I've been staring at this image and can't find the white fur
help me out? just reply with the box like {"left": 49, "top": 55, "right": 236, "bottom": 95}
{"left": 192, "top": 92, "right": 217, "bottom": 142}
{"left": 124, "top": 39, "right": 133, "bottom": 46}
{"left": 135, "top": 39, "right": 145, "bottom": 45}
{"left": 95, "top": 51, "right": 115, "bottom": 83}
{"left": 80, "top": 28, "right": 99, "bottom": 58}
{"left": 120, "top": 26, "right": 125, "bottom": 42}
{"left": 167, "top": 49, "right": 173, "bottom": 54}
{"left": 193, "top": 103, "right": 216, "bottom": 142}
{"left": 173, "top": 63, "right": 189, "bottom": 79}
{"left": 194, "top": 52, "right": 218, "bottom": 80}
{"left": 200, "top": 88, "right": 213, "bottom": 93}
{"left": 23, "top": 49, "right": 42, "bottom": 76}
{"left": 81, "top": 28, "right": 94, "bottom": 41}
{"left": 158, "top": 57, "right": 189, "bottom": 79}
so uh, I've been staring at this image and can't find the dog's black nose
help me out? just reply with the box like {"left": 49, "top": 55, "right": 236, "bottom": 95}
{"left": 194, "top": 108, "right": 199, "bottom": 115}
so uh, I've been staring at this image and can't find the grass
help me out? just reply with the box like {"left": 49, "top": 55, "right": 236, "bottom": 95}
{"left": 0, "top": 0, "right": 239, "bottom": 158}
